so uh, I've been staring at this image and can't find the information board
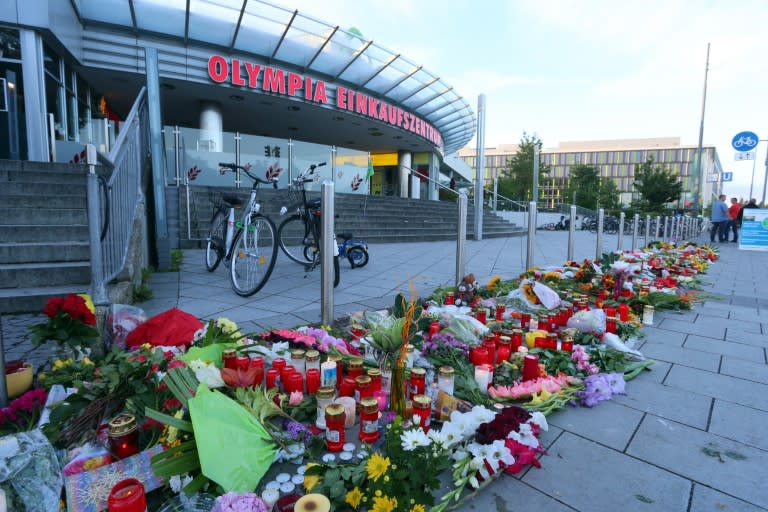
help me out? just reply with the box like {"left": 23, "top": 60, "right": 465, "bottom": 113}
{"left": 739, "top": 209, "right": 768, "bottom": 251}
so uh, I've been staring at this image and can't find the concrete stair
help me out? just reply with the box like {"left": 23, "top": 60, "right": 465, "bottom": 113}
{"left": 0, "top": 160, "right": 91, "bottom": 314}
{"left": 180, "top": 186, "right": 525, "bottom": 247}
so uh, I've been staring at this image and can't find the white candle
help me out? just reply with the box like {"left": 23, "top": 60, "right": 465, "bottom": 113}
{"left": 642, "top": 306, "right": 654, "bottom": 325}
{"left": 474, "top": 366, "right": 490, "bottom": 394}
{"left": 262, "top": 489, "right": 279, "bottom": 510}
{"left": 320, "top": 360, "right": 337, "bottom": 388}
{"left": 0, "top": 488, "right": 6, "bottom": 512}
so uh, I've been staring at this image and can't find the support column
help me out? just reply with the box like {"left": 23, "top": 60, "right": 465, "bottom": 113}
{"left": 19, "top": 29, "right": 49, "bottom": 161}
{"left": 199, "top": 101, "right": 223, "bottom": 152}
{"left": 429, "top": 152, "right": 440, "bottom": 201}
{"left": 398, "top": 151, "right": 411, "bottom": 198}
{"left": 475, "top": 94, "right": 486, "bottom": 241}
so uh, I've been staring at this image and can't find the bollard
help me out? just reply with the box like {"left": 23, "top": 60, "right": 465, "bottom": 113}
{"left": 631, "top": 213, "right": 639, "bottom": 251}
{"left": 645, "top": 214, "right": 650, "bottom": 246}
{"left": 670, "top": 216, "right": 677, "bottom": 241}
{"left": 617, "top": 212, "right": 625, "bottom": 251}
{"left": 596, "top": 208, "right": 605, "bottom": 260}
{"left": 664, "top": 216, "right": 671, "bottom": 241}
{"left": 567, "top": 204, "right": 576, "bottom": 261}
{"left": 655, "top": 216, "right": 661, "bottom": 241}
{"left": 456, "top": 192, "right": 468, "bottom": 285}
{"left": 321, "top": 181, "right": 335, "bottom": 325}
{"left": 526, "top": 201, "right": 536, "bottom": 271}
{"left": 86, "top": 144, "right": 109, "bottom": 306}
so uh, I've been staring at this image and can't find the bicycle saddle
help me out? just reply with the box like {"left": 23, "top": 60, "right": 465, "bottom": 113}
{"left": 337, "top": 232, "right": 353, "bottom": 241}
{"left": 307, "top": 199, "right": 321, "bottom": 209}
{"left": 222, "top": 193, "right": 245, "bottom": 208}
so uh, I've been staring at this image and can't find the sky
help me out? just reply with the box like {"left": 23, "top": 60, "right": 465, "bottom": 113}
{"left": 284, "top": 0, "right": 768, "bottom": 201}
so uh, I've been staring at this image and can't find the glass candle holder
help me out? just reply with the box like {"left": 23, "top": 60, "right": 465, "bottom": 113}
{"left": 511, "top": 329, "right": 524, "bottom": 352}
{"left": 642, "top": 305, "right": 654, "bottom": 325}
{"left": 354, "top": 375, "right": 372, "bottom": 403}
{"left": 475, "top": 308, "right": 487, "bottom": 325}
{"left": 405, "top": 344, "right": 415, "bottom": 368}
{"left": 409, "top": 368, "right": 426, "bottom": 399}
{"left": 315, "top": 387, "right": 336, "bottom": 429}
{"left": 618, "top": 303, "right": 630, "bottom": 321}
{"left": 320, "top": 359, "right": 337, "bottom": 389}
{"left": 359, "top": 397, "right": 380, "bottom": 444}
{"left": 324, "top": 404, "right": 346, "bottom": 452}
{"left": 428, "top": 321, "right": 440, "bottom": 339}
{"left": 444, "top": 292, "right": 455, "bottom": 305}
{"left": 470, "top": 346, "right": 489, "bottom": 366}
{"left": 235, "top": 355, "right": 250, "bottom": 371}
{"left": 108, "top": 414, "right": 140, "bottom": 460}
{"left": 495, "top": 304, "right": 506, "bottom": 321}
{"left": 107, "top": 478, "right": 145, "bottom": 512}
{"left": 412, "top": 394, "right": 432, "bottom": 431}
{"left": 222, "top": 349, "right": 237, "bottom": 370}
{"left": 290, "top": 349, "right": 306, "bottom": 376}
{"left": 366, "top": 368, "right": 382, "bottom": 393}
{"left": 606, "top": 316, "right": 618, "bottom": 334}
{"left": 522, "top": 354, "right": 539, "bottom": 382}
{"left": 346, "top": 358, "right": 364, "bottom": 379}
{"left": 339, "top": 377, "right": 356, "bottom": 397}
{"left": 305, "top": 350, "right": 320, "bottom": 373}
{"left": 473, "top": 364, "right": 493, "bottom": 394}
{"left": 437, "top": 366, "right": 455, "bottom": 395}
{"left": 496, "top": 337, "right": 512, "bottom": 362}
{"left": 306, "top": 368, "right": 321, "bottom": 394}
{"left": 248, "top": 356, "right": 264, "bottom": 387}
{"left": 561, "top": 336, "right": 574, "bottom": 352}
{"left": 519, "top": 313, "right": 531, "bottom": 330}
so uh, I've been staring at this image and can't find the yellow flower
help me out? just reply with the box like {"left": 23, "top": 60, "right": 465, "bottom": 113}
{"left": 345, "top": 487, "right": 364, "bottom": 508}
{"left": 528, "top": 388, "right": 552, "bottom": 406}
{"left": 304, "top": 463, "right": 321, "bottom": 491}
{"left": 366, "top": 452, "right": 391, "bottom": 482}
{"left": 486, "top": 275, "right": 501, "bottom": 290}
{"left": 410, "top": 505, "right": 426, "bottom": 512}
{"left": 78, "top": 294, "right": 95, "bottom": 314}
{"left": 522, "top": 283, "right": 539, "bottom": 304}
{"left": 82, "top": 357, "right": 94, "bottom": 366}
{"left": 371, "top": 496, "right": 397, "bottom": 512}
{"left": 543, "top": 272, "right": 561, "bottom": 281}
{"left": 38, "top": 372, "right": 46, "bottom": 381}
{"left": 141, "top": 343, "right": 152, "bottom": 351}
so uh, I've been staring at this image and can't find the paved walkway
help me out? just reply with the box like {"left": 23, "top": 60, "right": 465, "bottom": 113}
{"left": 2, "top": 231, "right": 767, "bottom": 511}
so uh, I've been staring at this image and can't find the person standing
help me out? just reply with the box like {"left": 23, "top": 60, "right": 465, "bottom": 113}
{"left": 727, "top": 197, "right": 742, "bottom": 242}
{"left": 710, "top": 194, "right": 729, "bottom": 243}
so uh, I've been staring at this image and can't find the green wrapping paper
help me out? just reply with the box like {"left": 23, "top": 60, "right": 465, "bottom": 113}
{"left": 187, "top": 385, "right": 275, "bottom": 492}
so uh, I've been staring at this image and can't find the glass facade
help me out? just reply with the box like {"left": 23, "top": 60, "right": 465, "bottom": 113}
{"left": 0, "top": 27, "right": 26, "bottom": 159}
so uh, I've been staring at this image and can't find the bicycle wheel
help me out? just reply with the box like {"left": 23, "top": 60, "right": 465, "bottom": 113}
{"left": 230, "top": 214, "right": 278, "bottom": 297}
{"left": 205, "top": 209, "right": 227, "bottom": 272}
{"left": 278, "top": 214, "right": 315, "bottom": 264}
{"left": 334, "top": 255, "right": 340, "bottom": 287}
{"left": 347, "top": 246, "right": 369, "bottom": 268}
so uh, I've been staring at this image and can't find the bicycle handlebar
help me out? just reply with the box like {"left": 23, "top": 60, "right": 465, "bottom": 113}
{"left": 218, "top": 162, "right": 276, "bottom": 185}
{"left": 293, "top": 162, "right": 327, "bottom": 184}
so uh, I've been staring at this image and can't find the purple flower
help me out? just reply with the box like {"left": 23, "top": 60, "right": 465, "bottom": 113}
{"left": 284, "top": 420, "right": 307, "bottom": 441}
{"left": 605, "top": 373, "right": 626, "bottom": 395}
{"left": 212, "top": 492, "right": 268, "bottom": 512}
{"left": 575, "top": 374, "right": 614, "bottom": 407}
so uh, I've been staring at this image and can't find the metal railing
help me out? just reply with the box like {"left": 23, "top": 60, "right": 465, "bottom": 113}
{"left": 89, "top": 87, "right": 148, "bottom": 295}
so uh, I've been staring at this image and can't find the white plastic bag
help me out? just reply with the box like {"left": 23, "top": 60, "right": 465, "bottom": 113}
{"left": 107, "top": 304, "right": 146, "bottom": 351}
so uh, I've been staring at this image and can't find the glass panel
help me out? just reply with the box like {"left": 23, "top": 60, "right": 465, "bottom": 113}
{"left": 0, "top": 62, "right": 26, "bottom": 159}
{"left": 274, "top": 15, "right": 334, "bottom": 67}
{"left": 292, "top": 139, "right": 333, "bottom": 189}
{"left": 77, "top": 75, "right": 88, "bottom": 104}
{"left": 338, "top": 43, "right": 391, "bottom": 84}
{"left": 0, "top": 28, "right": 22, "bottom": 60}
{"left": 45, "top": 74, "right": 65, "bottom": 140}
{"left": 79, "top": 0, "right": 133, "bottom": 25}
{"left": 236, "top": 3, "right": 301, "bottom": 56}
{"left": 309, "top": 30, "right": 367, "bottom": 76}
{"left": 188, "top": 0, "right": 241, "bottom": 46}
{"left": 43, "top": 43, "right": 59, "bottom": 77}
{"left": 239, "top": 133, "right": 290, "bottom": 189}
{"left": 334, "top": 147, "right": 368, "bottom": 195}
{"left": 64, "top": 64, "right": 74, "bottom": 92}
{"left": 163, "top": 127, "right": 177, "bottom": 184}
{"left": 178, "top": 127, "right": 236, "bottom": 186}
{"left": 78, "top": 99, "right": 91, "bottom": 143}
{"left": 133, "top": 0, "right": 187, "bottom": 36}
{"left": 67, "top": 92, "right": 78, "bottom": 141}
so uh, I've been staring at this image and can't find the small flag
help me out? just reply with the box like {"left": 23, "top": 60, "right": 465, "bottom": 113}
{"left": 366, "top": 154, "right": 374, "bottom": 181}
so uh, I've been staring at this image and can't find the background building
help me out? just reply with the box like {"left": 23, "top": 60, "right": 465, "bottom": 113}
{"left": 458, "top": 137, "right": 723, "bottom": 210}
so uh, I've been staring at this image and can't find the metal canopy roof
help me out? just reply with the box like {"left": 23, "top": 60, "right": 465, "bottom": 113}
{"left": 73, "top": 0, "right": 476, "bottom": 154}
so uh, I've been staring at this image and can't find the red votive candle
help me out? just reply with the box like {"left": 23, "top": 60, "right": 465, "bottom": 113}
{"left": 306, "top": 368, "right": 320, "bottom": 394}
{"left": 482, "top": 337, "right": 497, "bottom": 365}
{"left": 496, "top": 337, "right": 512, "bottom": 362}
{"left": 236, "top": 355, "right": 250, "bottom": 371}
{"left": 108, "top": 478, "right": 146, "bottom": 512}
{"left": 604, "top": 306, "right": 616, "bottom": 318}
{"left": 511, "top": 329, "right": 523, "bottom": 352}
{"left": 428, "top": 321, "right": 440, "bottom": 339}
{"left": 265, "top": 368, "right": 279, "bottom": 390}
{"left": 324, "top": 404, "right": 346, "bottom": 452}
{"left": 445, "top": 292, "right": 455, "bottom": 305}
{"left": 470, "top": 346, "right": 489, "bottom": 366}
{"left": 520, "top": 313, "right": 531, "bottom": 330}
{"left": 561, "top": 337, "right": 574, "bottom": 352}
{"left": 249, "top": 356, "right": 264, "bottom": 387}
{"left": 522, "top": 355, "right": 540, "bottom": 382}
{"left": 339, "top": 377, "right": 356, "bottom": 397}
{"left": 272, "top": 358, "right": 286, "bottom": 373}
{"left": 108, "top": 414, "right": 140, "bottom": 460}
{"left": 606, "top": 316, "right": 618, "bottom": 334}
{"left": 286, "top": 372, "right": 303, "bottom": 393}
{"left": 222, "top": 349, "right": 237, "bottom": 370}
{"left": 618, "top": 303, "right": 630, "bottom": 321}
{"left": 495, "top": 304, "right": 505, "bottom": 321}
{"left": 475, "top": 309, "right": 487, "bottom": 325}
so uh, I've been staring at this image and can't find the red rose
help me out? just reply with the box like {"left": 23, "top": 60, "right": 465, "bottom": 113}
{"left": 167, "top": 360, "right": 187, "bottom": 369}
{"left": 43, "top": 297, "right": 65, "bottom": 318}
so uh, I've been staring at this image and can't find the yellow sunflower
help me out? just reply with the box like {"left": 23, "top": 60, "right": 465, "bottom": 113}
{"left": 304, "top": 463, "right": 321, "bottom": 491}
{"left": 371, "top": 495, "right": 398, "bottom": 512}
{"left": 522, "top": 283, "right": 539, "bottom": 304}
{"left": 411, "top": 505, "right": 426, "bottom": 512}
{"left": 486, "top": 275, "right": 502, "bottom": 291}
{"left": 345, "top": 487, "right": 364, "bottom": 508}
{"left": 366, "top": 452, "right": 391, "bottom": 482}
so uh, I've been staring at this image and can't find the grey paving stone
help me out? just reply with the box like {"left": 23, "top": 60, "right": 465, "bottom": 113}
{"left": 640, "top": 326, "right": 687, "bottom": 347}
{"left": 690, "top": 484, "right": 767, "bottom": 512}
{"left": 464, "top": 476, "right": 576, "bottom": 512}
{"left": 730, "top": 309, "right": 768, "bottom": 322}
{"left": 658, "top": 318, "right": 726, "bottom": 339}
{"left": 684, "top": 335, "right": 764, "bottom": 361}
{"left": 655, "top": 310, "right": 696, "bottom": 323}
{"left": 523, "top": 432, "right": 691, "bottom": 512}
{"left": 627, "top": 415, "right": 768, "bottom": 509}
{"left": 665, "top": 365, "right": 768, "bottom": 412}
{"left": 640, "top": 343, "right": 720, "bottom": 372}
{"left": 725, "top": 327, "right": 768, "bottom": 345}
{"left": 708, "top": 400, "right": 768, "bottom": 452}
{"left": 641, "top": 360, "right": 672, "bottom": 383}
{"left": 147, "top": 272, "right": 179, "bottom": 284}
{"left": 612, "top": 377, "right": 711, "bottom": 429}
{"left": 691, "top": 306, "right": 729, "bottom": 319}
{"left": 720, "top": 356, "right": 768, "bottom": 384}
{"left": 699, "top": 301, "right": 757, "bottom": 315}
{"left": 547, "top": 401, "right": 644, "bottom": 451}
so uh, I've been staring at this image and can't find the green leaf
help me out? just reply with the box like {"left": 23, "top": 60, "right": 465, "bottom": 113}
{"left": 145, "top": 408, "right": 193, "bottom": 432}
{"left": 152, "top": 450, "right": 201, "bottom": 477}
{"left": 182, "top": 473, "right": 210, "bottom": 496}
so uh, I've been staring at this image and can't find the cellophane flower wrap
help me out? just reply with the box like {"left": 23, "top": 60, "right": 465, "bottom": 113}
{"left": 29, "top": 294, "right": 99, "bottom": 356}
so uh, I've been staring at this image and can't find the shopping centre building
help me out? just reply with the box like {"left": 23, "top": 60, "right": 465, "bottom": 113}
{"left": 458, "top": 137, "right": 724, "bottom": 210}
{"left": 0, "top": 0, "right": 475, "bottom": 197}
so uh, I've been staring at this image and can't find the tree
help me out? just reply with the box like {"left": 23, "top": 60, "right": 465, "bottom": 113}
{"left": 566, "top": 165, "right": 601, "bottom": 209}
{"left": 597, "top": 178, "right": 621, "bottom": 211}
{"left": 632, "top": 157, "right": 683, "bottom": 212}
{"left": 498, "top": 133, "right": 550, "bottom": 201}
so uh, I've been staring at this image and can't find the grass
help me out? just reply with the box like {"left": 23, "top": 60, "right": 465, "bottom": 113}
{"left": 133, "top": 267, "right": 154, "bottom": 303}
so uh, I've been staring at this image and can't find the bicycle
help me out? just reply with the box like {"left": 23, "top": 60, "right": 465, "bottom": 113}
{"left": 277, "top": 162, "right": 340, "bottom": 287}
{"left": 733, "top": 136, "right": 757, "bottom": 149}
{"left": 336, "top": 233, "right": 369, "bottom": 268}
{"left": 204, "top": 163, "right": 279, "bottom": 297}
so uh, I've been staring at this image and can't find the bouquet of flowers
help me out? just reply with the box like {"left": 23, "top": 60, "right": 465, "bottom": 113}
{"left": 29, "top": 294, "right": 99, "bottom": 358}
{"left": 0, "top": 388, "right": 48, "bottom": 435}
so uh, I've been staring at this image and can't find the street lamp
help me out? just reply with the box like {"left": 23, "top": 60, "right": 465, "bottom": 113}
{"left": 747, "top": 139, "right": 768, "bottom": 202}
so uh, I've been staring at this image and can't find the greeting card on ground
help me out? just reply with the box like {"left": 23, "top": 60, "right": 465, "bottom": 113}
{"left": 64, "top": 444, "right": 165, "bottom": 512}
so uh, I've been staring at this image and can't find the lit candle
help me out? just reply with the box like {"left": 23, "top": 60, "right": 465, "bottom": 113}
{"left": 107, "top": 478, "right": 146, "bottom": 512}
{"left": 373, "top": 389, "right": 388, "bottom": 411}
{"left": 617, "top": 303, "right": 630, "bottom": 321}
{"left": 642, "top": 305, "right": 654, "bottom": 325}
{"left": 474, "top": 364, "right": 493, "bottom": 394}
{"left": 320, "top": 360, "right": 337, "bottom": 388}
{"left": 262, "top": 489, "right": 280, "bottom": 510}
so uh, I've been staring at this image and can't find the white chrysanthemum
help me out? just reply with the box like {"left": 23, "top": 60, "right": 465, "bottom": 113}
{"left": 448, "top": 410, "right": 473, "bottom": 438}
{"left": 528, "top": 411, "right": 549, "bottom": 432}
{"left": 508, "top": 423, "right": 539, "bottom": 449}
{"left": 400, "top": 428, "right": 431, "bottom": 451}
{"left": 436, "top": 421, "right": 462, "bottom": 449}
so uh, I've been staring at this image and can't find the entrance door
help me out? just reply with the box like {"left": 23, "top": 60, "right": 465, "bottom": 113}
{"left": 0, "top": 67, "right": 24, "bottom": 160}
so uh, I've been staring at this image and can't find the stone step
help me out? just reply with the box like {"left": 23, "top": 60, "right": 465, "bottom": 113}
{"left": 0, "top": 169, "right": 88, "bottom": 184}
{"left": 0, "top": 225, "right": 89, "bottom": 243}
{"left": 0, "top": 284, "right": 89, "bottom": 315}
{"left": 1, "top": 182, "right": 88, "bottom": 196}
{"left": 0, "top": 194, "right": 88, "bottom": 208}
{"left": 0, "top": 261, "right": 91, "bottom": 289}
{"left": 0, "top": 241, "right": 91, "bottom": 264}
{"left": 0, "top": 207, "right": 88, "bottom": 226}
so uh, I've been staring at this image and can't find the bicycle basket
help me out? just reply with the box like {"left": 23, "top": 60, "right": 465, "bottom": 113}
{"left": 276, "top": 183, "right": 304, "bottom": 212}
{"left": 208, "top": 190, "right": 224, "bottom": 208}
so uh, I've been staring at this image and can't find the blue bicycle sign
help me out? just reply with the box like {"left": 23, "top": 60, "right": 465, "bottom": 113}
{"left": 732, "top": 131, "right": 758, "bottom": 152}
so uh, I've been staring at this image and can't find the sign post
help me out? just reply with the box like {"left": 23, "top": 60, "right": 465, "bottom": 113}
{"left": 739, "top": 209, "right": 768, "bottom": 251}
{"left": 733, "top": 131, "right": 759, "bottom": 199}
